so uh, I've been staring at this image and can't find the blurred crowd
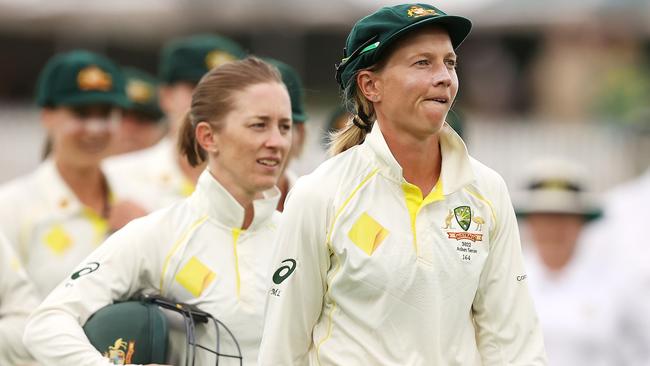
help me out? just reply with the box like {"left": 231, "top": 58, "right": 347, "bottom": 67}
{"left": 0, "top": 1, "right": 649, "bottom": 365}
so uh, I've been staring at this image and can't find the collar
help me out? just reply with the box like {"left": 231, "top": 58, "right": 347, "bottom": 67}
{"left": 363, "top": 121, "right": 475, "bottom": 195}
{"left": 35, "top": 159, "right": 115, "bottom": 218}
{"left": 189, "top": 170, "right": 280, "bottom": 231}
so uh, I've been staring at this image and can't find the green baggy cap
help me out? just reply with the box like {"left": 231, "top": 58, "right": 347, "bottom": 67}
{"left": 159, "top": 34, "right": 247, "bottom": 84}
{"left": 36, "top": 50, "right": 129, "bottom": 108}
{"left": 335, "top": 3, "right": 472, "bottom": 90}
{"left": 83, "top": 301, "right": 168, "bottom": 364}
{"left": 264, "top": 58, "right": 309, "bottom": 123}
{"left": 123, "top": 66, "right": 164, "bottom": 121}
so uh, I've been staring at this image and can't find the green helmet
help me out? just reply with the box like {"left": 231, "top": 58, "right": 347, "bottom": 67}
{"left": 83, "top": 295, "right": 242, "bottom": 365}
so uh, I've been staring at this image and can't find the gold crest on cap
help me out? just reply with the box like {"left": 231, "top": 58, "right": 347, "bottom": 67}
{"left": 77, "top": 66, "right": 112, "bottom": 91}
{"left": 205, "top": 50, "right": 236, "bottom": 70}
{"left": 126, "top": 80, "right": 153, "bottom": 103}
{"left": 407, "top": 5, "right": 437, "bottom": 18}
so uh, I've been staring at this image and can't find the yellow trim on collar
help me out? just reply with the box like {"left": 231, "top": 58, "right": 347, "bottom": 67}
{"left": 402, "top": 179, "right": 444, "bottom": 256}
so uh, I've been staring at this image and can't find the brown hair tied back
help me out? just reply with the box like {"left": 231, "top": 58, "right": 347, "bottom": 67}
{"left": 178, "top": 57, "right": 283, "bottom": 167}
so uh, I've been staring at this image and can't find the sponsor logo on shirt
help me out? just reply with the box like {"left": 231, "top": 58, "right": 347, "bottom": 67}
{"left": 71, "top": 262, "right": 100, "bottom": 280}
{"left": 269, "top": 258, "right": 297, "bottom": 298}
{"left": 272, "top": 258, "right": 296, "bottom": 285}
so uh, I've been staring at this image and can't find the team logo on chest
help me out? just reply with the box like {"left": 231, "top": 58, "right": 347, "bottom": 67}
{"left": 443, "top": 206, "right": 484, "bottom": 242}
{"left": 454, "top": 206, "right": 471, "bottom": 231}
{"left": 443, "top": 205, "right": 486, "bottom": 262}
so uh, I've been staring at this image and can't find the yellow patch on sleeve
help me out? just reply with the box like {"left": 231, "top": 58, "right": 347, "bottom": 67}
{"left": 175, "top": 256, "right": 216, "bottom": 297}
{"left": 44, "top": 225, "right": 73, "bottom": 255}
{"left": 348, "top": 213, "right": 389, "bottom": 256}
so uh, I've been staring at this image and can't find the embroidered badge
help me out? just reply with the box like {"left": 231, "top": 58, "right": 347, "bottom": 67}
{"left": 205, "top": 50, "right": 237, "bottom": 70}
{"left": 126, "top": 79, "right": 153, "bottom": 103}
{"left": 104, "top": 338, "right": 135, "bottom": 365}
{"left": 454, "top": 205, "right": 472, "bottom": 231}
{"left": 407, "top": 5, "right": 437, "bottom": 18}
{"left": 77, "top": 66, "right": 112, "bottom": 91}
{"left": 443, "top": 205, "right": 486, "bottom": 262}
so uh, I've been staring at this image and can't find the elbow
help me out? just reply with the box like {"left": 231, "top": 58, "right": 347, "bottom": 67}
{"left": 22, "top": 312, "right": 41, "bottom": 352}
{"left": 22, "top": 307, "right": 55, "bottom": 358}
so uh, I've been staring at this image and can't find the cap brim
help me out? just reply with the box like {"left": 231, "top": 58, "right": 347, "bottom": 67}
{"left": 514, "top": 190, "right": 603, "bottom": 222}
{"left": 56, "top": 93, "right": 130, "bottom": 108}
{"left": 380, "top": 14, "right": 472, "bottom": 56}
{"left": 292, "top": 112, "right": 308, "bottom": 123}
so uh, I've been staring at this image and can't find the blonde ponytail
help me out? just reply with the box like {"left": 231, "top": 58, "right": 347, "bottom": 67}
{"left": 328, "top": 84, "right": 376, "bottom": 156}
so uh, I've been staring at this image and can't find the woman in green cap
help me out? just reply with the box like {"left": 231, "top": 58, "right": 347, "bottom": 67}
{"left": 104, "top": 34, "right": 247, "bottom": 212}
{"left": 260, "top": 3, "right": 547, "bottom": 365}
{"left": 0, "top": 50, "right": 144, "bottom": 299}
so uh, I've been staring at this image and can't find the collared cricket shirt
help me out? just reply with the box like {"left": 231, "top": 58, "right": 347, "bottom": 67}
{"left": 260, "top": 123, "right": 547, "bottom": 365}
{"left": 0, "top": 159, "right": 117, "bottom": 297}
{"left": 24, "top": 170, "right": 280, "bottom": 366}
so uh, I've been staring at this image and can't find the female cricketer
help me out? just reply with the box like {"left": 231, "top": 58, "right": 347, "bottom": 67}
{"left": 259, "top": 3, "right": 547, "bottom": 365}
{"left": 24, "top": 57, "right": 292, "bottom": 366}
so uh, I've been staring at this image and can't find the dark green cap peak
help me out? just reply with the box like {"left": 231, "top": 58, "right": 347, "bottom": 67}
{"left": 264, "top": 58, "right": 308, "bottom": 123}
{"left": 159, "top": 34, "right": 247, "bottom": 84}
{"left": 335, "top": 3, "right": 472, "bottom": 90}
{"left": 36, "top": 50, "right": 128, "bottom": 108}
{"left": 122, "top": 66, "right": 164, "bottom": 121}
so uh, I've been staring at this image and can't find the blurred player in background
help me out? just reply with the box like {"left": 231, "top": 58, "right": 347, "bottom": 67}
{"left": 0, "top": 50, "right": 144, "bottom": 298}
{"left": 104, "top": 34, "right": 247, "bottom": 211}
{"left": 264, "top": 58, "right": 309, "bottom": 211}
{"left": 111, "top": 66, "right": 165, "bottom": 155}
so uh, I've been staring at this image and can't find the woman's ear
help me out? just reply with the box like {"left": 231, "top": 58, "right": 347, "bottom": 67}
{"left": 356, "top": 70, "right": 382, "bottom": 103}
{"left": 41, "top": 108, "right": 57, "bottom": 131}
{"left": 195, "top": 121, "right": 218, "bottom": 154}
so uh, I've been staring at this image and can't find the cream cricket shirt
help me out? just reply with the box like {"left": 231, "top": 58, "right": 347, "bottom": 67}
{"left": 0, "top": 232, "right": 40, "bottom": 365}
{"left": 0, "top": 159, "right": 118, "bottom": 297}
{"left": 104, "top": 138, "right": 195, "bottom": 211}
{"left": 259, "top": 123, "right": 547, "bottom": 365}
{"left": 24, "top": 170, "right": 280, "bottom": 366}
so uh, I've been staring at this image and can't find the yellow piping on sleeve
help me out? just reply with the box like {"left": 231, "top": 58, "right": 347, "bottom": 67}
{"left": 317, "top": 168, "right": 379, "bottom": 365}
{"left": 232, "top": 228, "right": 243, "bottom": 298}
{"left": 159, "top": 215, "right": 208, "bottom": 294}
